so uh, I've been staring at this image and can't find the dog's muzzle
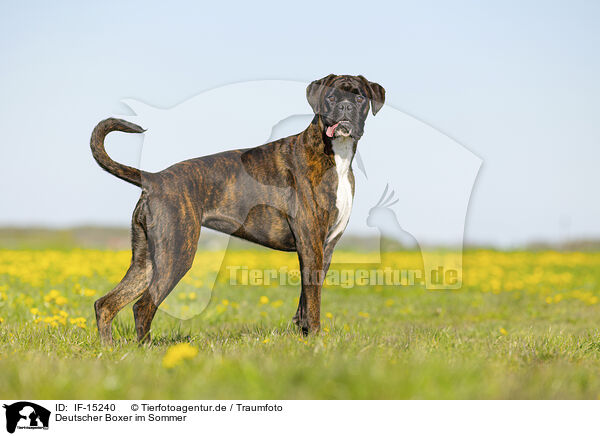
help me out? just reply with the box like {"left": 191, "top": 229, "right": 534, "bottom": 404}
{"left": 326, "top": 120, "right": 353, "bottom": 138}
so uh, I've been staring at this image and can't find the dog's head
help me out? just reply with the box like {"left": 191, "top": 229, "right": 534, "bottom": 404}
{"left": 307, "top": 74, "right": 385, "bottom": 140}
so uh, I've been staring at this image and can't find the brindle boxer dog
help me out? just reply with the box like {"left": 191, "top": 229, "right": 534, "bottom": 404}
{"left": 91, "top": 74, "right": 385, "bottom": 343}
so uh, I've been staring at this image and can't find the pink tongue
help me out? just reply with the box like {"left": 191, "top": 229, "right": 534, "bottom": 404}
{"left": 326, "top": 122, "right": 340, "bottom": 138}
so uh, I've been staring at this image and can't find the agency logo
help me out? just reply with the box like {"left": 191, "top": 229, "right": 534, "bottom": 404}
{"left": 3, "top": 402, "right": 50, "bottom": 434}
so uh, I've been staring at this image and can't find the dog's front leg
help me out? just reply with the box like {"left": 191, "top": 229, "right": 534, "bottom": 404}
{"left": 294, "top": 237, "right": 325, "bottom": 335}
{"left": 293, "top": 240, "right": 337, "bottom": 331}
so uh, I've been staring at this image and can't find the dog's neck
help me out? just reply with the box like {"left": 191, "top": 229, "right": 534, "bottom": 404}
{"left": 306, "top": 115, "right": 358, "bottom": 163}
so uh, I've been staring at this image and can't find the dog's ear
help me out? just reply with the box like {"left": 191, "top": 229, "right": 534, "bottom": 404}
{"left": 358, "top": 76, "right": 386, "bottom": 115}
{"left": 307, "top": 74, "right": 336, "bottom": 114}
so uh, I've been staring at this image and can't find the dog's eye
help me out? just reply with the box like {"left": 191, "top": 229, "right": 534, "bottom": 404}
{"left": 356, "top": 95, "right": 365, "bottom": 103}
{"left": 327, "top": 95, "right": 336, "bottom": 103}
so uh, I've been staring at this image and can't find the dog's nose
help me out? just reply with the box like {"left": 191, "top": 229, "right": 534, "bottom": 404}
{"left": 337, "top": 101, "right": 354, "bottom": 114}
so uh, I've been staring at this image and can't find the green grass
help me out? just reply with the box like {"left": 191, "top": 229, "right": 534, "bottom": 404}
{"left": 1, "top": 246, "right": 600, "bottom": 399}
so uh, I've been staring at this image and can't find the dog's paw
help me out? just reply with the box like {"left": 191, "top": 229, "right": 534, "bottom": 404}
{"left": 292, "top": 316, "right": 320, "bottom": 336}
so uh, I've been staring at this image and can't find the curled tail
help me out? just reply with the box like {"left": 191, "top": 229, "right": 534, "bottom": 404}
{"left": 90, "top": 117, "right": 147, "bottom": 187}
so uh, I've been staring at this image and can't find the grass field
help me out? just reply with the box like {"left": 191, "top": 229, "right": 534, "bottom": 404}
{"left": 1, "top": 238, "right": 600, "bottom": 399}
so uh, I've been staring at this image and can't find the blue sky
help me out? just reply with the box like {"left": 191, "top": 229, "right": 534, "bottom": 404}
{"left": 0, "top": 0, "right": 599, "bottom": 246}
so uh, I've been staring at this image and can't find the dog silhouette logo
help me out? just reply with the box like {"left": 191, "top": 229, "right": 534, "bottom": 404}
{"left": 3, "top": 402, "right": 50, "bottom": 433}
{"left": 112, "top": 79, "right": 480, "bottom": 320}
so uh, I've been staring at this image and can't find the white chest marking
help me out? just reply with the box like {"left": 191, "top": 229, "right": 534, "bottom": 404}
{"left": 327, "top": 137, "right": 354, "bottom": 243}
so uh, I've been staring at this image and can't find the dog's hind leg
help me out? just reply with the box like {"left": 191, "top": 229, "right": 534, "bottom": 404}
{"left": 95, "top": 202, "right": 152, "bottom": 344}
{"left": 133, "top": 204, "right": 201, "bottom": 343}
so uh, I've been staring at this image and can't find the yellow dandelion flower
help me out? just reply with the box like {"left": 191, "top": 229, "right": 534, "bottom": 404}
{"left": 262, "top": 338, "right": 270, "bottom": 344}
{"left": 54, "top": 296, "right": 68, "bottom": 306}
{"left": 271, "top": 300, "right": 283, "bottom": 308}
{"left": 259, "top": 296, "right": 269, "bottom": 305}
{"left": 188, "top": 292, "right": 197, "bottom": 300}
{"left": 499, "top": 328, "right": 508, "bottom": 336}
{"left": 30, "top": 308, "right": 40, "bottom": 316}
{"left": 358, "top": 312, "right": 370, "bottom": 318}
{"left": 545, "top": 296, "right": 553, "bottom": 304}
{"left": 69, "top": 317, "right": 87, "bottom": 329}
{"left": 221, "top": 299, "right": 229, "bottom": 306}
{"left": 83, "top": 288, "right": 97, "bottom": 297}
{"left": 0, "top": 317, "right": 4, "bottom": 324}
{"left": 325, "top": 312, "right": 333, "bottom": 319}
{"left": 162, "top": 343, "right": 198, "bottom": 369}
